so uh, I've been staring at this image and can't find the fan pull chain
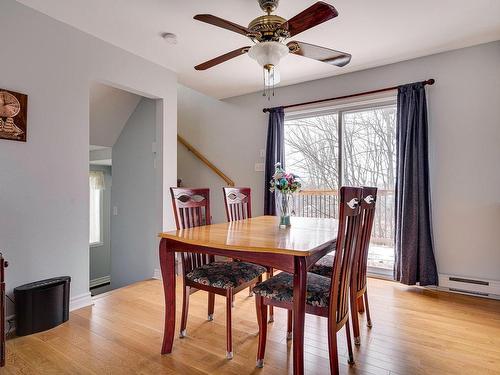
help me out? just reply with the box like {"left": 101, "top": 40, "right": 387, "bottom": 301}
{"left": 262, "top": 67, "right": 276, "bottom": 100}
{"left": 262, "top": 68, "right": 266, "bottom": 97}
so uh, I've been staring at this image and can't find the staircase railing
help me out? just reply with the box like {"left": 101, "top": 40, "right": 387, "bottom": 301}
{"left": 177, "top": 135, "right": 235, "bottom": 187}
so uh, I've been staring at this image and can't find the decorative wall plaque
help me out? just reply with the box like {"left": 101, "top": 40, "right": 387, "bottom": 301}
{"left": 0, "top": 89, "right": 27, "bottom": 142}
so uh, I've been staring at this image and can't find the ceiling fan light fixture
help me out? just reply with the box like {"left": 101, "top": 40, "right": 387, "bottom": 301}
{"left": 248, "top": 41, "right": 289, "bottom": 68}
{"left": 248, "top": 42, "right": 287, "bottom": 99}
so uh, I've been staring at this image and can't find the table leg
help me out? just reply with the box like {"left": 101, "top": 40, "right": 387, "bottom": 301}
{"left": 292, "top": 256, "right": 307, "bottom": 375}
{"left": 159, "top": 238, "right": 176, "bottom": 354}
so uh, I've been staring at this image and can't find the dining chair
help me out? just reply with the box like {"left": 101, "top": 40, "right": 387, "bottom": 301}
{"left": 309, "top": 186, "right": 378, "bottom": 345}
{"left": 252, "top": 186, "right": 363, "bottom": 373}
{"left": 222, "top": 187, "right": 276, "bottom": 321}
{"left": 170, "top": 187, "right": 266, "bottom": 359}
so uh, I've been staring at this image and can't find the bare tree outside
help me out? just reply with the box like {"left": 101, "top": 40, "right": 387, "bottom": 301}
{"left": 284, "top": 105, "right": 397, "bottom": 270}
{"left": 285, "top": 113, "right": 339, "bottom": 191}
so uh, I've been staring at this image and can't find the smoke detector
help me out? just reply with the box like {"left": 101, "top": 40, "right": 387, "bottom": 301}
{"left": 161, "top": 32, "right": 178, "bottom": 45}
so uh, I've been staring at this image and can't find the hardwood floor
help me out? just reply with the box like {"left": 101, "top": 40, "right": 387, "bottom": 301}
{"left": 2, "top": 277, "right": 500, "bottom": 375}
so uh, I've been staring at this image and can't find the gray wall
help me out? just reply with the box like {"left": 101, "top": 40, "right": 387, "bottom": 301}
{"left": 177, "top": 88, "right": 251, "bottom": 224}
{"left": 111, "top": 99, "right": 157, "bottom": 289}
{"left": 178, "top": 41, "right": 500, "bottom": 282}
{"left": 89, "top": 165, "right": 112, "bottom": 283}
{"left": 0, "top": 0, "right": 177, "bottom": 312}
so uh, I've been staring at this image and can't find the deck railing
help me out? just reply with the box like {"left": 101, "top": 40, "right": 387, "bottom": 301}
{"left": 293, "top": 189, "right": 395, "bottom": 246}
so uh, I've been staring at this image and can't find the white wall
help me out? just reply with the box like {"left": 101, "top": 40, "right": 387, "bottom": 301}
{"left": 89, "top": 165, "right": 112, "bottom": 283}
{"left": 177, "top": 87, "right": 261, "bottom": 224}
{"left": 89, "top": 83, "right": 142, "bottom": 147}
{"left": 178, "top": 41, "right": 500, "bottom": 282}
{"left": 0, "top": 0, "right": 177, "bottom": 312}
{"left": 111, "top": 98, "right": 158, "bottom": 289}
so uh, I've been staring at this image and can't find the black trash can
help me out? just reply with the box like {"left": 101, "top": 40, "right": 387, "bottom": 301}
{"left": 14, "top": 276, "right": 71, "bottom": 336}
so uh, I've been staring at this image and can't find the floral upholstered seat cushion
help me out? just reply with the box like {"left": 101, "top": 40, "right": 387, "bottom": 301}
{"left": 309, "top": 253, "right": 334, "bottom": 277}
{"left": 186, "top": 261, "right": 266, "bottom": 289}
{"left": 252, "top": 272, "right": 332, "bottom": 308}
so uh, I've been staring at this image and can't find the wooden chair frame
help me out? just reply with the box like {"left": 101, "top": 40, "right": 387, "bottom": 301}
{"left": 255, "top": 187, "right": 363, "bottom": 374}
{"left": 170, "top": 187, "right": 263, "bottom": 359}
{"left": 222, "top": 187, "right": 276, "bottom": 320}
{"left": 350, "top": 186, "right": 378, "bottom": 345}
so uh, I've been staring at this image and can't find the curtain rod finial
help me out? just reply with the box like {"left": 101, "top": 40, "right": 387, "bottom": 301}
{"left": 426, "top": 79, "right": 435, "bottom": 85}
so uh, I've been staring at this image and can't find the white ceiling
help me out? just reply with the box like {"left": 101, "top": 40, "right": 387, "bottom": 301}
{"left": 17, "top": 0, "right": 500, "bottom": 99}
{"left": 89, "top": 82, "right": 141, "bottom": 147}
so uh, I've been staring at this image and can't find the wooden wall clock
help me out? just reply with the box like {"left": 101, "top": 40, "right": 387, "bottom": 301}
{"left": 0, "top": 89, "right": 28, "bottom": 142}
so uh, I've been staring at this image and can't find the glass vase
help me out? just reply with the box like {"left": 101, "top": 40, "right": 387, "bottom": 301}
{"left": 277, "top": 191, "right": 293, "bottom": 227}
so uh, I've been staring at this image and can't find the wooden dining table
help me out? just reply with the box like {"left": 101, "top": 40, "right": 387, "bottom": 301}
{"left": 158, "top": 215, "right": 338, "bottom": 375}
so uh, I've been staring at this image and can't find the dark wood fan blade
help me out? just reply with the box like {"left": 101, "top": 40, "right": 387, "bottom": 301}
{"left": 194, "top": 14, "right": 252, "bottom": 37}
{"left": 283, "top": 2, "right": 338, "bottom": 37}
{"left": 287, "top": 41, "right": 351, "bottom": 67}
{"left": 195, "top": 47, "right": 251, "bottom": 70}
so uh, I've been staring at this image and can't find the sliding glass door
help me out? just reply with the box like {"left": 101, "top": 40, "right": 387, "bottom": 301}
{"left": 342, "top": 106, "right": 396, "bottom": 273}
{"left": 284, "top": 100, "right": 397, "bottom": 275}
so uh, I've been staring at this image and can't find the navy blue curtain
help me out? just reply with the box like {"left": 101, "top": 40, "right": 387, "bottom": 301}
{"left": 264, "top": 107, "right": 285, "bottom": 215}
{"left": 394, "top": 82, "right": 438, "bottom": 286}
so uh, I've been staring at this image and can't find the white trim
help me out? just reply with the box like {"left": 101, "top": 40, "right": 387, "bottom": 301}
{"left": 154, "top": 257, "right": 181, "bottom": 280}
{"left": 428, "top": 274, "right": 500, "bottom": 300}
{"left": 70, "top": 292, "right": 93, "bottom": 311}
{"left": 89, "top": 275, "right": 111, "bottom": 289}
{"left": 367, "top": 266, "right": 393, "bottom": 280}
{"left": 153, "top": 268, "right": 162, "bottom": 280}
{"left": 285, "top": 92, "right": 397, "bottom": 119}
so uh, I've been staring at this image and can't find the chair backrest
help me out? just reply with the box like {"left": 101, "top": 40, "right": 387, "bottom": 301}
{"left": 352, "top": 187, "right": 378, "bottom": 293}
{"left": 223, "top": 187, "right": 252, "bottom": 222}
{"left": 328, "top": 186, "right": 363, "bottom": 325}
{"left": 170, "top": 187, "right": 213, "bottom": 275}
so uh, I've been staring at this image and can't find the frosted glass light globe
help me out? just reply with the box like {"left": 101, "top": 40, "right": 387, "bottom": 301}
{"left": 248, "top": 41, "right": 289, "bottom": 67}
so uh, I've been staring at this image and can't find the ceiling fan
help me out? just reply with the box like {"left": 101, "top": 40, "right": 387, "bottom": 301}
{"left": 193, "top": 0, "right": 351, "bottom": 95}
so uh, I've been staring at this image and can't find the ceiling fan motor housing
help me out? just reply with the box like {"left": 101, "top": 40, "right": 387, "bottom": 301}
{"left": 248, "top": 15, "right": 288, "bottom": 42}
{"left": 258, "top": 0, "right": 279, "bottom": 13}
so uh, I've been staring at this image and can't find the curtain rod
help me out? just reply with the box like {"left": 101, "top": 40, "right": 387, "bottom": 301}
{"left": 262, "top": 79, "right": 435, "bottom": 113}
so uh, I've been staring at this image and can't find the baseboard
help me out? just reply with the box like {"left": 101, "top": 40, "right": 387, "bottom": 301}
{"left": 153, "top": 268, "right": 161, "bottom": 280}
{"left": 153, "top": 261, "right": 180, "bottom": 280}
{"left": 89, "top": 275, "right": 111, "bottom": 289}
{"left": 430, "top": 274, "right": 500, "bottom": 300}
{"left": 70, "top": 292, "right": 93, "bottom": 311}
